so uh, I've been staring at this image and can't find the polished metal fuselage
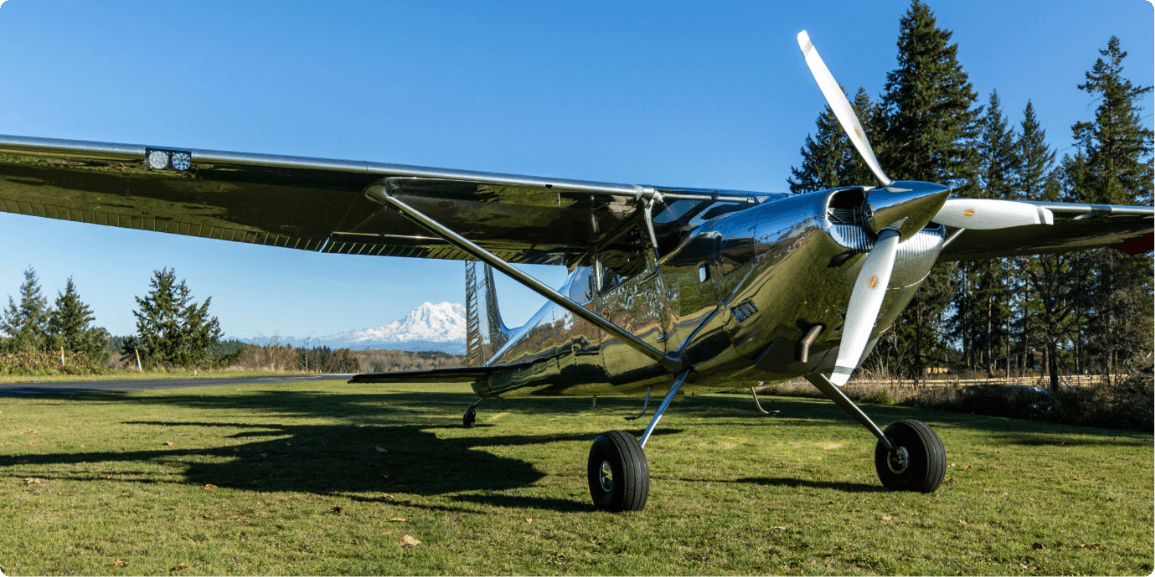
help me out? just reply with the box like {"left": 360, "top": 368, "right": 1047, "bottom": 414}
{"left": 474, "top": 187, "right": 945, "bottom": 399}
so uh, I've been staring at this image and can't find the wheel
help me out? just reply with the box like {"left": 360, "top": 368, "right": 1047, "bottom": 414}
{"left": 874, "top": 419, "right": 946, "bottom": 493}
{"left": 587, "top": 430, "right": 649, "bottom": 512}
{"left": 462, "top": 407, "right": 476, "bottom": 429}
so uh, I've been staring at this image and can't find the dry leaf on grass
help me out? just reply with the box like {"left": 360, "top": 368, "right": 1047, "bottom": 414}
{"left": 389, "top": 517, "right": 407, "bottom": 522}
{"left": 203, "top": 484, "right": 218, "bottom": 490}
{"left": 376, "top": 446, "right": 388, "bottom": 453}
{"left": 881, "top": 515, "right": 892, "bottom": 521}
{"left": 400, "top": 535, "right": 421, "bottom": 548}
{"left": 21, "top": 429, "right": 36, "bottom": 434}
{"left": 965, "top": 464, "right": 974, "bottom": 470}
{"left": 771, "top": 526, "right": 789, "bottom": 530}
{"left": 957, "top": 520, "right": 967, "bottom": 525}
{"left": 164, "top": 441, "right": 173, "bottom": 446}
{"left": 525, "top": 518, "right": 532, "bottom": 524}
{"left": 112, "top": 559, "right": 129, "bottom": 568}
{"left": 23, "top": 478, "right": 41, "bottom": 485}
{"left": 173, "top": 563, "right": 189, "bottom": 570}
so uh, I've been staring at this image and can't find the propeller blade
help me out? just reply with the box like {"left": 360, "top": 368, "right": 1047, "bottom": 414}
{"left": 797, "top": 31, "right": 892, "bottom": 187}
{"left": 830, "top": 228, "right": 901, "bottom": 386}
{"left": 932, "top": 199, "right": 1055, "bottom": 230}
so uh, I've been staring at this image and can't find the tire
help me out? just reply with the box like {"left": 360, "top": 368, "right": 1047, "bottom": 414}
{"left": 462, "top": 408, "right": 477, "bottom": 429}
{"left": 587, "top": 430, "right": 649, "bottom": 512}
{"left": 874, "top": 419, "right": 946, "bottom": 493}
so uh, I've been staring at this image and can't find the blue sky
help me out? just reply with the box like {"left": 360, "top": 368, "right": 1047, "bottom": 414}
{"left": 0, "top": 0, "right": 1151, "bottom": 339}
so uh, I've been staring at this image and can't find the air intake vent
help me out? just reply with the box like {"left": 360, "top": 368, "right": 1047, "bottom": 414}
{"left": 828, "top": 207, "right": 860, "bottom": 225}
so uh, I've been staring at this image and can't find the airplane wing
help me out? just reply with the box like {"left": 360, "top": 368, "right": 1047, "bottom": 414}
{"left": 939, "top": 201, "right": 1153, "bottom": 261}
{"left": 0, "top": 134, "right": 771, "bottom": 267}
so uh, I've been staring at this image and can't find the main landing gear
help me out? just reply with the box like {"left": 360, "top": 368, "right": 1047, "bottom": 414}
{"left": 805, "top": 373, "right": 946, "bottom": 492}
{"left": 583, "top": 372, "right": 946, "bottom": 512}
{"left": 586, "top": 369, "right": 690, "bottom": 512}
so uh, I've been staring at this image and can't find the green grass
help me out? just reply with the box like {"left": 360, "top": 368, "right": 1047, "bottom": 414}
{"left": 0, "top": 381, "right": 1151, "bottom": 575}
{"left": 0, "top": 369, "right": 303, "bottom": 384}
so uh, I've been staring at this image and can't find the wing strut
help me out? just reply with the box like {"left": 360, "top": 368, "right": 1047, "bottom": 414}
{"left": 364, "top": 181, "right": 685, "bottom": 374}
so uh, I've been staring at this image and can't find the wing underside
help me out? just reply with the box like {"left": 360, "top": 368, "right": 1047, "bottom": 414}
{"left": 0, "top": 135, "right": 771, "bottom": 267}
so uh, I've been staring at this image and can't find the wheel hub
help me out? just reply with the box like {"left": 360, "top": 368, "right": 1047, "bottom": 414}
{"left": 598, "top": 461, "right": 614, "bottom": 492}
{"left": 887, "top": 446, "right": 910, "bottom": 474}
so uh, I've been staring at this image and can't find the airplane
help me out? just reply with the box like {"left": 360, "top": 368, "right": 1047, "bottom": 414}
{"left": 0, "top": 32, "right": 1151, "bottom": 512}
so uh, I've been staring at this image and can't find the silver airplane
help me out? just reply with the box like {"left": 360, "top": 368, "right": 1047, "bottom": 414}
{"left": 1, "top": 33, "right": 1151, "bottom": 512}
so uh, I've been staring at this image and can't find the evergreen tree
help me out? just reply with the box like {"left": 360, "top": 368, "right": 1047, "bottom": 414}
{"left": 1013, "top": 101, "right": 1076, "bottom": 391}
{"left": 1014, "top": 101, "right": 1056, "bottom": 200}
{"left": 45, "top": 277, "right": 110, "bottom": 362}
{"left": 950, "top": 90, "right": 1017, "bottom": 374}
{"left": 0, "top": 267, "right": 51, "bottom": 353}
{"left": 1072, "top": 36, "right": 1154, "bottom": 206}
{"left": 789, "top": 87, "right": 880, "bottom": 193}
{"left": 873, "top": 0, "right": 980, "bottom": 380}
{"left": 1068, "top": 37, "right": 1154, "bottom": 385}
{"left": 132, "top": 268, "right": 228, "bottom": 369}
{"left": 879, "top": 0, "right": 980, "bottom": 187}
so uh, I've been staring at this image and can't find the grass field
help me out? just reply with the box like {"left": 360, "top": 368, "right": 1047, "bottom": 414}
{"left": 1, "top": 380, "right": 1151, "bottom": 575}
{"left": 0, "top": 369, "right": 305, "bottom": 384}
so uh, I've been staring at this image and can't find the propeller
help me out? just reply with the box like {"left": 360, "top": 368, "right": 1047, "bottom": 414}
{"left": 797, "top": 31, "right": 892, "bottom": 188}
{"left": 795, "top": 31, "right": 1054, "bottom": 385}
{"left": 829, "top": 228, "right": 900, "bottom": 385}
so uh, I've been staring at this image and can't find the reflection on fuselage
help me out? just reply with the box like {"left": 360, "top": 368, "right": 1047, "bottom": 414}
{"left": 474, "top": 189, "right": 944, "bottom": 399}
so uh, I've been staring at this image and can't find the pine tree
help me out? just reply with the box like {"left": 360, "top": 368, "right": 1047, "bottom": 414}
{"left": 879, "top": 0, "right": 980, "bottom": 187}
{"left": 0, "top": 267, "right": 51, "bottom": 353}
{"left": 950, "top": 90, "right": 1017, "bottom": 374}
{"left": 1013, "top": 101, "right": 1077, "bottom": 391}
{"left": 789, "top": 87, "right": 880, "bottom": 193}
{"left": 46, "top": 277, "right": 110, "bottom": 362}
{"left": 872, "top": 0, "right": 980, "bottom": 380}
{"left": 132, "top": 268, "right": 227, "bottom": 369}
{"left": 1068, "top": 37, "right": 1154, "bottom": 385}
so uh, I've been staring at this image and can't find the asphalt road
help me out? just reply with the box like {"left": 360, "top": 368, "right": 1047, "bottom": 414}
{"left": 0, "top": 374, "right": 356, "bottom": 396}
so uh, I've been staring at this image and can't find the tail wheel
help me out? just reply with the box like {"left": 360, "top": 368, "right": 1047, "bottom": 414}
{"left": 874, "top": 419, "right": 946, "bottom": 493}
{"left": 587, "top": 430, "right": 649, "bottom": 512}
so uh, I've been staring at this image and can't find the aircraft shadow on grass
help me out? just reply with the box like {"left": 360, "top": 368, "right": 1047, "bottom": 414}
{"left": 2, "top": 388, "right": 690, "bottom": 512}
{"left": 6, "top": 386, "right": 1133, "bottom": 511}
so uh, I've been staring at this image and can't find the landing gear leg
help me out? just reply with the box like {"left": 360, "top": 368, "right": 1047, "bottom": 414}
{"left": 463, "top": 399, "right": 482, "bottom": 429}
{"left": 804, "top": 373, "right": 946, "bottom": 493}
{"left": 587, "top": 369, "right": 691, "bottom": 512}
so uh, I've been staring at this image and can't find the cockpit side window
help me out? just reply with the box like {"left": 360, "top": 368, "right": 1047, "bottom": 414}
{"left": 596, "top": 250, "right": 645, "bottom": 294}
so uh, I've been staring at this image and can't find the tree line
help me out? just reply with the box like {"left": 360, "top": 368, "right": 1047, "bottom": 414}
{"left": 1, "top": 267, "right": 240, "bottom": 372}
{"left": 1, "top": 268, "right": 467, "bottom": 375}
{"left": 788, "top": 1, "right": 1153, "bottom": 390}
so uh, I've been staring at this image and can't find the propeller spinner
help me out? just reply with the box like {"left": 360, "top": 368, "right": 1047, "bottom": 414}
{"left": 795, "top": 31, "right": 1055, "bottom": 385}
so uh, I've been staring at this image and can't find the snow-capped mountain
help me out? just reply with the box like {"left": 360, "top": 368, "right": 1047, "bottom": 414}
{"left": 253, "top": 302, "right": 467, "bottom": 353}
{"left": 324, "top": 302, "right": 466, "bottom": 347}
